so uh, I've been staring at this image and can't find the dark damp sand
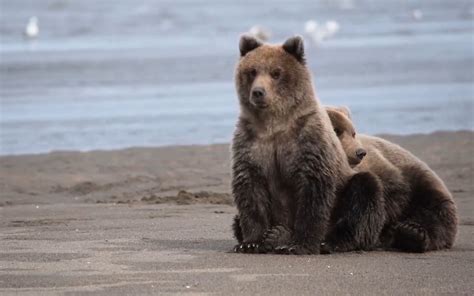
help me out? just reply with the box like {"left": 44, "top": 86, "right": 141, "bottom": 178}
{"left": 0, "top": 131, "right": 473, "bottom": 295}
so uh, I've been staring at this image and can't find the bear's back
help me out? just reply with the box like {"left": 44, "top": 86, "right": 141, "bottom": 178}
{"left": 359, "top": 135, "right": 428, "bottom": 170}
{"left": 358, "top": 134, "right": 452, "bottom": 203}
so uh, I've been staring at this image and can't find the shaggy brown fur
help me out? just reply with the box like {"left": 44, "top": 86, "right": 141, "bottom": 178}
{"left": 328, "top": 108, "right": 458, "bottom": 252}
{"left": 231, "top": 35, "right": 353, "bottom": 254}
{"left": 233, "top": 107, "right": 458, "bottom": 253}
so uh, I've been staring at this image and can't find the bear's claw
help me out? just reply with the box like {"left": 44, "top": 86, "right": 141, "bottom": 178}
{"left": 393, "top": 221, "right": 429, "bottom": 252}
{"left": 320, "top": 242, "right": 332, "bottom": 254}
{"left": 274, "top": 243, "right": 317, "bottom": 255}
{"left": 233, "top": 242, "right": 266, "bottom": 254}
{"left": 262, "top": 225, "right": 292, "bottom": 252}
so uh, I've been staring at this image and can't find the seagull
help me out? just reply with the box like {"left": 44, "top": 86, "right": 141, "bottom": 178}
{"left": 24, "top": 16, "right": 39, "bottom": 39}
{"left": 412, "top": 9, "right": 423, "bottom": 21}
{"left": 248, "top": 25, "right": 271, "bottom": 42}
{"left": 304, "top": 20, "right": 340, "bottom": 46}
{"left": 305, "top": 20, "right": 324, "bottom": 45}
{"left": 325, "top": 20, "right": 340, "bottom": 38}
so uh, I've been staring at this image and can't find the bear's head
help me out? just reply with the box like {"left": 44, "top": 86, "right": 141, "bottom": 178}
{"left": 326, "top": 106, "right": 367, "bottom": 167}
{"left": 235, "top": 35, "right": 314, "bottom": 117}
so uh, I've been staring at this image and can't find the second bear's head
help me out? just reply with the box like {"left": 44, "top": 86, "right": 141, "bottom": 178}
{"left": 326, "top": 106, "right": 367, "bottom": 167}
{"left": 235, "top": 35, "right": 314, "bottom": 116}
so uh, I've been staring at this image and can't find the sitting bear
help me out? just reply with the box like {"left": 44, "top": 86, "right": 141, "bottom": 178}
{"left": 326, "top": 107, "right": 458, "bottom": 252}
{"left": 231, "top": 35, "right": 367, "bottom": 254}
{"left": 233, "top": 107, "right": 458, "bottom": 253}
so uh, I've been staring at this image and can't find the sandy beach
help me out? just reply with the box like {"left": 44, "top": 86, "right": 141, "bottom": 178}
{"left": 0, "top": 131, "right": 473, "bottom": 295}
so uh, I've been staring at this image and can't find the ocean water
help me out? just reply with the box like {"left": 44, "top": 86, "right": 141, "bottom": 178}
{"left": 1, "top": 0, "right": 473, "bottom": 155}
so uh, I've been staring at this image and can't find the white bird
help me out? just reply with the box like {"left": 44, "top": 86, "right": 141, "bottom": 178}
{"left": 305, "top": 20, "right": 319, "bottom": 34}
{"left": 24, "top": 16, "right": 39, "bottom": 39}
{"left": 412, "top": 9, "right": 423, "bottom": 21}
{"left": 304, "top": 20, "right": 340, "bottom": 46}
{"left": 325, "top": 20, "right": 340, "bottom": 38}
{"left": 305, "top": 20, "right": 324, "bottom": 45}
{"left": 248, "top": 25, "right": 271, "bottom": 42}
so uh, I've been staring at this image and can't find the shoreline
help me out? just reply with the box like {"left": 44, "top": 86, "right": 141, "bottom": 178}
{"left": 1, "top": 129, "right": 472, "bottom": 157}
{"left": 1, "top": 130, "right": 472, "bottom": 211}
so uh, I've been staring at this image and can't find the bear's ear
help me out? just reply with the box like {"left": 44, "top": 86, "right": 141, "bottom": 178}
{"left": 239, "top": 35, "right": 263, "bottom": 57}
{"left": 325, "top": 105, "right": 352, "bottom": 119}
{"left": 335, "top": 106, "right": 352, "bottom": 119}
{"left": 282, "top": 36, "right": 305, "bottom": 64}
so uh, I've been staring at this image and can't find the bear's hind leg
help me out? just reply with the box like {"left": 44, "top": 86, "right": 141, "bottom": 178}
{"left": 392, "top": 169, "right": 458, "bottom": 252}
{"left": 326, "top": 172, "right": 386, "bottom": 252}
{"left": 392, "top": 220, "right": 429, "bottom": 252}
{"left": 393, "top": 200, "right": 457, "bottom": 252}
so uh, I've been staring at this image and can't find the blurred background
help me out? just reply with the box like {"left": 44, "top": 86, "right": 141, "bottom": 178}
{"left": 0, "top": 0, "right": 473, "bottom": 155}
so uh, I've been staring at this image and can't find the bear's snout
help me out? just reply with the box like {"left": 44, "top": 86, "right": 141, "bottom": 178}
{"left": 356, "top": 148, "right": 367, "bottom": 160}
{"left": 250, "top": 87, "right": 267, "bottom": 108}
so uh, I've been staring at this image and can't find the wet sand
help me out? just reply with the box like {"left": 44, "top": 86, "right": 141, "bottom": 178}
{"left": 0, "top": 131, "right": 473, "bottom": 295}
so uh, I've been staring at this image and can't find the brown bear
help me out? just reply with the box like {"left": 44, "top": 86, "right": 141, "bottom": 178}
{"left": 325, "top": 107, "right": 458, "bottom": 252}
{"left": 233, "top": 106, "right": 458, "bottom": 253}
{"left": 231, "top": 35, "right": 381, "bottom": 254}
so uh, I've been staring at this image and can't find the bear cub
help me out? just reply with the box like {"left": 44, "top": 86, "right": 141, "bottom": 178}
{"left": 327, "top": 107, "right": 458, "bottom": 252}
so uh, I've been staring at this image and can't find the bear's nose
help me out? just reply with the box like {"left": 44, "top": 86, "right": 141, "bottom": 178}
{"left": 251, "top": 87, "right": 266, "bottom": 100}
{"left": 356, "top": 148, "right": 367, "bottom": 160}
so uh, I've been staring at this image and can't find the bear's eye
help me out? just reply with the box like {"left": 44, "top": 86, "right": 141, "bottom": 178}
{"left": 249, "top": 68, "right": 257, "bottom": 78}
{"left": 271, "top": 69, "right": 281, "bottom": 80}
{"left": 334, "top": 128, "right": 342, "bottom": 136}
{"left": 352, "top": 132, "right": 356, "bottom": 138}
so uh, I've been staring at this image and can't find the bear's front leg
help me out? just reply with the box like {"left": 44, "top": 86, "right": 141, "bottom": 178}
{"left": 278, "top": 153, "right": 337, "bottom": 255}
{"left": 232, "top": 153, "right": 271, "bottom": 254}
{"left": 325, "top": 171, "right": 385, "bottom": 252}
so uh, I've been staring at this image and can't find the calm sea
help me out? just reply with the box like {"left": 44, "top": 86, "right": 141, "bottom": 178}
{"left": 1, "top": 0, "right": 473, "bottom": 155}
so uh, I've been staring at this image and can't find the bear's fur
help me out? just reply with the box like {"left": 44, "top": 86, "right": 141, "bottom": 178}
{"left": 233, "top": 107, "right": 458, "bottom": 253}
{"left": 231, "top": 35, "right": 355, "bottom": 254}
{"left": 326, "top": 108, "right": 458, "bottom": 252}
